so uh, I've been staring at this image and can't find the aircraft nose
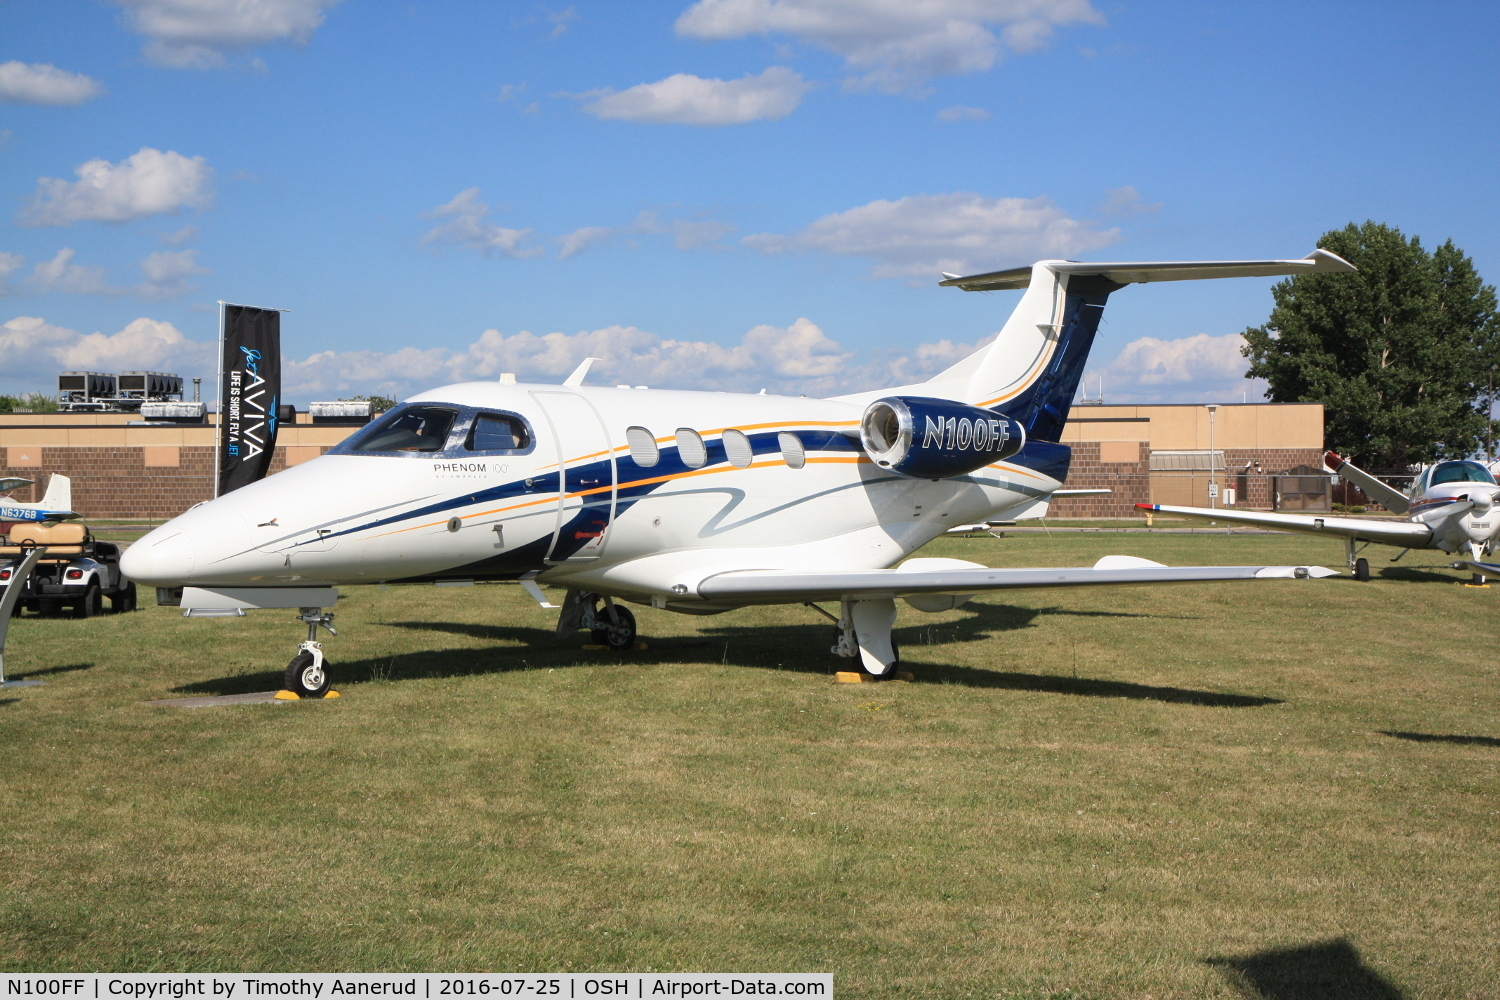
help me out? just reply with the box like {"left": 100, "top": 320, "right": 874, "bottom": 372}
{"left": 120, "top": 523, "right": 197, "bottom": 586}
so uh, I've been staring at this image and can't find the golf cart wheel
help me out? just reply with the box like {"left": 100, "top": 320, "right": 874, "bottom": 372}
{"left": 591, "top": 605, "right": 637, "bottom": 651}
{"left": 1354, "top": 557, "right": 1370, "bottom": 582}
{"left": 284, "top": 650, "right": 332, "bottom": 698}
{"left": 76, "top": 584, "right": 102, "bottom": 618}
{"left": 111, "top": 581, "right": 138, "bottom": 613}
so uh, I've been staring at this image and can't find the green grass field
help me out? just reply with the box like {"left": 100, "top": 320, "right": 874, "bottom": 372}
{"left": 1, "top": 530, "right": 1496, "bottom": 998}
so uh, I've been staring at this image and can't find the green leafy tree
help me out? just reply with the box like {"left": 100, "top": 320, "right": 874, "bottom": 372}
{"left": 1242, "top": 221, "right": 1500, "bottom": 469}
{"left": 339, "top": 394, "right": 396, "bottom": 413}
{"left": 0, "top": 393, "right": 60, "bottom": 413}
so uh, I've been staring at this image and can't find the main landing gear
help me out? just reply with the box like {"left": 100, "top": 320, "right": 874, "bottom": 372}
{"left": 809, "top": 598, "right": 902, "bottom": 679}
{"left": 557, "top": 590, "right": 638, "bottom": 650}
{"left": 283, "top": 607, "right": 337, "bottom": 698}
{"left": 1347, "top": 538, "right": 1372, "bottom": 582}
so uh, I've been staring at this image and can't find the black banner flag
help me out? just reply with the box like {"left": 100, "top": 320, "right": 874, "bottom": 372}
{"left": 216, "top": 303, "right": 282, "bottom": 497}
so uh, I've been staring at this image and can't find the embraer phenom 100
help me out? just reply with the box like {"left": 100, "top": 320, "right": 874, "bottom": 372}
{"left": 122, "top": 252, "right": 1352, "bottom": 696}
{"left": 1141, "top": 451, "right": 1500, "bottom": 583}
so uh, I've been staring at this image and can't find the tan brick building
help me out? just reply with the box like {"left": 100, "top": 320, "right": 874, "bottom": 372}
{"left": 1053, "top": 402, "right": 1325, "bottom": 517}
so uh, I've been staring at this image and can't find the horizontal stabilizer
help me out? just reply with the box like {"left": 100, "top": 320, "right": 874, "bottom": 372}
{"left": 939, "top": 249, "right": 1355, "bottom": 292}
{"left": 1138, "top": 503, "right": 1432, "bottom": 547}
{"left": 696, "top": 560, "right": 1335, "bottom": 604}
{"left": 1324, "top": 451, "right": 1411, "bottom": 515}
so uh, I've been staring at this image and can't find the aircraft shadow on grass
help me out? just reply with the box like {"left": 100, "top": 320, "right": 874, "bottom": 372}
{"left": 1380, "top": 730, "right": 1500, "bottom": 748}
{"left": 11, "top": 662, "right": 92, "bottom": 680}
{"left": 1375, "top": 565, "right": 1467, "bottom": 584}
{"left": 1205, "top": 937, "right": 1406, "bottom": 1000}
{"left": 173, "top": 603, "right": 1274, "bottom": 709}
{"left": 0, "top": 698, "right": 19, "bottom": 708}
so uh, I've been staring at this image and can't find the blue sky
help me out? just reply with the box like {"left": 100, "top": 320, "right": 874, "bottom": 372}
{"left": 2, "top": 1, "right": 1497, "bottom": 404}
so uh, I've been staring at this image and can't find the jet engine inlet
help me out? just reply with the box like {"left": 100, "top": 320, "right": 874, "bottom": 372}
{"left": 859, "top": 395, "right": 1025, "bottom": 480}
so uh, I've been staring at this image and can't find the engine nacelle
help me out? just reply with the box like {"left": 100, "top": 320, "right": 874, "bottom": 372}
{"left": 860, "top": 396, "right": 1026, "bottom": 479}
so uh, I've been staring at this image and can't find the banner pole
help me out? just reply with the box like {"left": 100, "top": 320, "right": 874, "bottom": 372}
{"left": 214, "top": 300, "right": 226, "bottom": 499}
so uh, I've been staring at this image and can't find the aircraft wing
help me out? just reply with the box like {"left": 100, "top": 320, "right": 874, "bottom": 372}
{"left": 696, "top": 555, "right": 1337, "bottom": 605}
{"left": 1137, "top": 503, "right": 1432, "bottom": 547}
{"left": 1324, "top": 451, "right": 1411, "bottom": 515}
{"left": 0, "top": 478, "right": 35, "bottom": 493}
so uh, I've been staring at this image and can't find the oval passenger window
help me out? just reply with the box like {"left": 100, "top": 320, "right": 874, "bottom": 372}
{"left": 626, "top": 426, "right": 659, "bottom": 467}
{"left": 722, "top": 429, "right": 754, "bottom": 468}
{"left": 778, "top": 431, "right": 805, "bottom": 469}
{"left": 676, "top": 428, "right": 707, "bottom": 469}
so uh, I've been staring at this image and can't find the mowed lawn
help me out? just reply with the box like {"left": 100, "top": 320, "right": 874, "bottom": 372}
{"left": 1, "top": 530, "right": 1496, "bottom": 998}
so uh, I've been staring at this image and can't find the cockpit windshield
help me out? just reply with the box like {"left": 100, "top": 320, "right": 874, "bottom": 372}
{"left": 348, "top": 405, "right": 459, "bottom": 453}
{"left": 1429, "top": 460, "right": 1496, "bottom": 486}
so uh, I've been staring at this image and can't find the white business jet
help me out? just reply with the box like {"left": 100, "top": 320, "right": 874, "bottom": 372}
{"left": 121, "top": 251, "right": 1351, "bottom": 696}
{"left": 0, "top": 475, "right": 78, "bottom": 532}
{"left": 1140, "top": 450, "right": 1500, "bottom": 583}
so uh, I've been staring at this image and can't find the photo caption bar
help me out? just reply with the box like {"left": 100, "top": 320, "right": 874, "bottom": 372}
{"left": 1, "top": 975, "right": 830, "bottom": 999}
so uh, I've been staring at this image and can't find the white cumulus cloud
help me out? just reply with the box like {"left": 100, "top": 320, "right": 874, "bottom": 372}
{"left": 557, "top": 226, "right": 614, "bottom": 259}
{"left": 20, "top": 148, "right": 214, "bottom": 226}
{"left": 138, "top": 249, "right": 211, "bottom": 299}
{"left": 582, "top": 66, "right": 810, "bottom": 125}
{"left": 273, "top": 321, "right": 993, "bottom": 401}
{"left": 743, "top": 192, "right": 1120, "bottom": 279}
{"left": 421, "top": 188, "right": 543, "bottom": 258}
{"left": 116, "top": 0, "right": 341, "bottom": 68}
{"left": 0, "top": 253, "right": 25, "bottom": 296}
{"left": 16, "top": 247, "right": 210, "bottom": 299}
{"left": 1087, "top": 332, "right": 1264, "bottom": 404}
{"left": 0, "top": 315, "right": 215, "bottom": 393}
{"left": 675, "top": 0, "right": 1104, "bottom": 92}
{"left": 1101, "top": 185, "right": 1162, "bottom": 216}
{"left": 0, "top": 62, "right": 104, "bottom": 105}
{"left": 28, "top": 249, "right": 116, "bottom": 296}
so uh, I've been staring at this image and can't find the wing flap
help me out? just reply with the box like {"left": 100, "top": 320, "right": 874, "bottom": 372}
{"left": 697, "top": 560, "right": 1336, "bottom": 604}
{"left": 1139, "top": 503, "right": 1432, "bottom": 547}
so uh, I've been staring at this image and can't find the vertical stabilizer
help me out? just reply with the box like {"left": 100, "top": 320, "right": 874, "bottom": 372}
{"left": 924, "top": 262, "right": 1117, "bottom": 441}
{"left": 40, "top": 474, "right": 71, "bottom": 512}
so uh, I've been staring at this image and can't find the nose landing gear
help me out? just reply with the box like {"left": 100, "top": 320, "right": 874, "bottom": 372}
{"left": 282, "top": 607, "right": 337, "bottom": 698}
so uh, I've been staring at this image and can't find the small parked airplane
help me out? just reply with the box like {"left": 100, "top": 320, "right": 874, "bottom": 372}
{"left": 121, "top": 251, "right": 1351, "bottom": 695}
{"left": 0, "top": 475, "right": 78, "bottom": 533}
{"left": 1139, "top": 450, "right": 1500, "bottom": 582}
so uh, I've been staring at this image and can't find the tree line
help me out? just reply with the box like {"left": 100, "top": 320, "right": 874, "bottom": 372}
{"left": 1242, "top": 221, "right": 1500, "bottom": 471}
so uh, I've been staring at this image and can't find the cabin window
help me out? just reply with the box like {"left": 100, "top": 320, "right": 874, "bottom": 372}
{"left": 778, "top": 431, "right": 806, "bottom": 469}
{"left": 722, "top": 429, "right": 754, "bottom": 468}
{"left": 626, "top": 426, "right": 659, "bottom": 467}
{"left": 350, "top": 405, "right": 458, "bottom": 453}
{"left": 465, "top": 413, "right": 529, "bottom": 452}
{"left": 676, "top": 428, "right": 707, "bottom": 469}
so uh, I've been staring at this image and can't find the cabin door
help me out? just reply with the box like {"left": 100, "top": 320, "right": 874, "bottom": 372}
{"left": 530, "top": 391, "right": 616, "bottom": 562}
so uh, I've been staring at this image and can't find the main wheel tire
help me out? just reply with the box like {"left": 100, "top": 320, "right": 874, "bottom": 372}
{"left": 76, "top": 584, "right": 102, "bottom": 618}
{"left": 111, "top": 581, "right": 138, "bottom": 613}
{"left": 284, "top": 650, "right": 332, "bottom": 698}
{"left": 591, "top": 605, "right": 637, "bottom": 651}
{"left": 1354, "top": 557, "right": 1370, "bottom": 582}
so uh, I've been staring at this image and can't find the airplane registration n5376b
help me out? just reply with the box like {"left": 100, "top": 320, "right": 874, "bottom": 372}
{"left": 121, "top": 252, "right": 1351, "bottom": 696}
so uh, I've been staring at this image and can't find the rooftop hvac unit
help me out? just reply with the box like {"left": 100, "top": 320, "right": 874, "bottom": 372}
{"left": 58, "top": 371, "right": 117, "bottom": 410}
{"left": 139, "top": 401, "right": 207, "bottom": 423}
{"left": 309, "top": 401, "right": 374, "bottom": 425}
{"left": 118, "top": 371, "right": 184, "bottom": 399}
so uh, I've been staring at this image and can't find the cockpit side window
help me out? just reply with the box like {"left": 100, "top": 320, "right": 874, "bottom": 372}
{"left": 348, "top": 405, "right": 459, "bottom": 453}
{"left": 466, "top": 413, "right": 530, "bottom": 452}
{"left": 1430, "top": 461, "right": 1496, "bottom": 486}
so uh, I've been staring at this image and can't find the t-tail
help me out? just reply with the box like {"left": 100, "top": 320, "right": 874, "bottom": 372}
{"left": 907, "top": 250, "right": 1355, "bottom": 442}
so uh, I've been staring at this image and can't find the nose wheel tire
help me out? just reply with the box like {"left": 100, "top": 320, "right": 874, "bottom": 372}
{"left": 591, "top": 605, "right": 637, "bottom": 651}
{"left": 1354, "top": 557, "right": 1370, "bottom": 582}
{"left": 284, "top": 650, "right": 332, "bottom": 698}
